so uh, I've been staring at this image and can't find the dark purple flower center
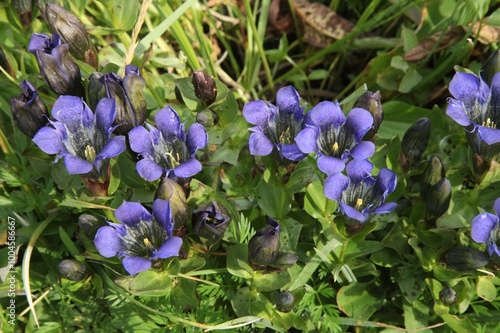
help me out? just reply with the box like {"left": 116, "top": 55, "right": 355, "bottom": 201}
{"left": 120, "top": 219, "right": 167, "bottom": 258}
{"left": 64, "top": 120, "right": 104, "bottom": 164}
{"left": 153, "top": 134, "right": 189, "bottom": 169}
{"left": 489, "top": 222, "right": 500, "bottom": 248}
{"left": 263, "top": 106, "right": 302, "bottom": 146}
{"left": 317, "top": 125, "right": 345, "bottom": 157}
{"left": 341, "top": 177, "right": 386, "bottom": 213}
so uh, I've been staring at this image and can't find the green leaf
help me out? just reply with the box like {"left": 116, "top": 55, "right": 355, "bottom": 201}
{"left": 255, "top": 170, "right": 291, "bottom": 219}
{"left": 337, "top": 282, "right": 385, "bottom": 320}
{"left": 253, "top": 270, "right": 291, "bottom": 292}
{"left": 116, "top": 270, "right": 174, "bottom": 296}
{"left": 104, "top": 0, "right": 139, "bottom": 31}
{"left": 226, "top": 244, "right": 253, "bottom": 279}
{"left": 476, "top": 276, "right": 497, "bottom": 301}
{"left": 304, "top": 180, "right": 336, "bottom": 219}
{"left": 167, "top": 278, "right": 199, "bottom": 310}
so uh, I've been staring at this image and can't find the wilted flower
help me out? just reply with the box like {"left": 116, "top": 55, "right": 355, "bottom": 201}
{"left": 28, "top": 33, "right": 84, "bottom": 97}
{"left": 33, "top": 96, "right": 126, "bottom": 179}
{"left": 243, "top": 86, "right": 307, "bottom": 162}
{"left": 89, "top": 65, "right": 147, "bottom": 135}
{"left": 296, "top": 101, "right": 374, "bottom": 175}
{"left": 10, "top": 80, "right": 49, "bottom": 138}
{"left": 128, "top": 106, "right": 207, "bottom": 181}
{"left": 94, "top": 199, "right": 183, "bottom": 276}
{"left": 45, "top": 3, "right": 98, "bottom": 69}
{"left": 446, "top": 70, "right": 500, "bottom": 160}
{"left": 57, "top": 259, "right": 90, "bottom": 281}
{"left": 248, "top": 219, "right": 281, "bottom": 268}
{"left": 192, "top": 201, "right": 230, "bottom": 249}
{"left": 400, "top": 117, "right": 431, "bottom": 170}
{"left": 192, "top": 70, "right": 217, "bottom": 105}
{"left": 324, "top": 159, "right": 397, "bottom": 224}
{"left": 471, "top": 197, "right": 500, "bottom": 257}
{"left": 354, "top": 91, "right": 383, "bottom": 142}
{"left": 13, "top": 0, "right": 32, "bottom": 28}
{"left": 155, "top": 177, "right": 190, "bottom": 233}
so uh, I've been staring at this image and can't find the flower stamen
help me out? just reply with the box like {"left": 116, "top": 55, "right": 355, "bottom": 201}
{"left": 355, "top": 198, "right": 363, "bottom": 210}
{"left": 85, "top": 145, "right": 96, "bottom": 163}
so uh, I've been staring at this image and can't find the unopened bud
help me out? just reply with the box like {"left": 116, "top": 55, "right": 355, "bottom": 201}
{"left": 13, "top": 0, "right": 33, "bottom": 29}
{"left": 445, "top": 246, "right": 490, "bottom": 272}
{"left": 78, "top": 214, "right": 107, "bottom": 240}
{"left": 57, "top": 259, "right": 90, "bottom": 281}
{"left": 155, "top": 177, "right": 190, "bottom": 233}
{"left": 45, "top": 4, "right": 98, "bottom": 69}
{"left": 355, "top": 91, "right": 383, "bottom": 141}
{"left": 422, "top": 155, "right": 446, "bottom": 197}
{"left": 192, "top": 70, "right": 217, "bottom": 105}
{"left": 192, "top": 201, "right": 230, "bottom": 249}
{"left": 425, "top": 178, "right": 451, "bottom": 219}
{"left": 196, "top": 109, "right": 219, "bottom": 127}
{"left": 248, "top": 219, "right": 280, "bottom": 268}
{"left": 480, "top": 50, "right": 500, "bottom": 86}
{"left": 10, "top": 80, "right": 49, "bottom": 138}
{"left": 400, "top": 117, "right": 431, "bottom": 170}
{"left": 275, "top": 290, "right": 295, "bottom": 312}
{"left": 439, "top": 288, "right": 458, "bottom": 306}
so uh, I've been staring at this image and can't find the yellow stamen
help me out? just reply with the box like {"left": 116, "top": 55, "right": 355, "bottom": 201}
{"left": 84, "top": 145, "right": 96, "bottom": 163}
{"left": 482, "top": 118, "right": 497, "bottom": 129}
{"left": 332, "top": 142, "right": 339, "bottom": 152}
{"left": 143, "top": 238, "right": 152, "bottom": 247}
{"left": 355, "top": 198, "right": 363, "bottom": 210}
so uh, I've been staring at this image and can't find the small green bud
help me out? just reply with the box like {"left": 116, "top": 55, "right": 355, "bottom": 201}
{"left": 78, "top": 214, "right": 107, "bottom": 240}
{"left": 400, "top": 117, "right": 431, "bottom": 170}
{"left": 445, "top": 246, "right": 490, "bottom": 272}
{"left": 45, "top": 4, "right": 98, "bottom": 69}
{"left": 480, "top": 50, "right": 500, "bottom": 86}
{"left": 192, "top": 201, "right": 230, "bottom": 249}
{"left": 10, "top": 80, "right": 49, "bottom": 138}
{"left": 425, "top": 178, "right": 451, "bottom": 219}
{"left": 155, "top": 177, "right": 190, "bottom": 234}
{"left": 57, "top": 259, "right": 90, "bottom": 281}
{"left": 275, "top": 290, "right": 295, "bottom": 312}
{"left": 354, "top": 91, "right": 383, "bottom": 142}
{"left": 248, "top": 219, "right": 280, "bottom": 268}
{"left": 439, "top": 288, "right": 458, "bottom": 306}
{"left": 421, "top": 155, "right": 446, "bottom": 197}
{"left": 196, "top": 109, "right": 219, "bottom": 127}
{"left": 192, "top": 70, "right": 217, "bottom": 105}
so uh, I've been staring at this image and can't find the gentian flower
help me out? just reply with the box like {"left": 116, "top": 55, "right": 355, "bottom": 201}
{"left": 94, "top": 199, "right": 183, "bottom": 276}
{"left": 28, "top": 33, "right": 84, "bottom": 97}
{"left": 324, "top": 159, "right": 397, "bottom": 224}
{"left": 192, "top": 201, "right": 231, "bottom": 249}
{"left": 446, "top": 71, "right": 500, "bottom": 159}
{"left": 33, "top": 96, "right": 126, "bottom": 178}
{"left": 295, "top": 101, "right": 374, "bottom": 175}
{"left": 10, "top": 80, "right": 49, "bottom": 138}
{"left": 128, "top": 106, "right": 207, "bottom": 181}
{"left": 243, "top": 86, "right": 307, "bottom": 162}
{"left": 471, "top": 197, "right": 500, "bottom": 257}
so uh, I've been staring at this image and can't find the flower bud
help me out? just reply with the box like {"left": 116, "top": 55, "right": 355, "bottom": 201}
{"left": 196, "top": 109, "right": 219, "bottom": 127}
{"left": 269, "top": 252, "right": 298, "bottom": 269}
{"left": 192, "top": 201, "right": 230, "bottom": 249}
{"left": 155, "top": 177, "right": 190, "bottom": 234}
{"left": 10, "top": 80, "right": 49, "bottom": 138}
{"left": 78, "top": 214, "right": 107, "bottom": 240}
{"left": 13, "top": 0, "right": 32, "bottom": 29}
{"left": 57, "top": 259, "right": 90, "bottom": 281}
{"left": 425, "top": 178, "right": 451, "bottom": 219}
{"left": 192, "top": 70, "right": 217, "bottom": 105}
{"left": 355, "top": 91, "right": 383, "bottom": 142}
{"left": 45, "top": 3, "right": 98, "bottom": 69}
{"left": 29, "top": 33, "right": 84, "bottom": 97}
{"left": 444, "top": 246, "right": 490, "bottom": 272}
{"left": 439, "top": 288, "right": 458, "bottom": 306}
{"left": 0, "top": 46, "right": 13, "bottom": 76}
{"left": 248, "top": 219, "right": 280, "bottom": 268}
{"left": 400, "top": 117, "right": 431, "bottom": 170}
{"left": 480, "top": 50, "right": 500, "bottom": 87}
{"left": 274, "top": 290, "right": 295, "bottom": 312}
{"left": 421, "top": 155, "right": 445, "bottom": 197}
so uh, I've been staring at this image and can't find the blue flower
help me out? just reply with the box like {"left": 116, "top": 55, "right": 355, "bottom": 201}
{"left": 94, "top": 199, "right": 183, "bottom": 276}
{"left": 243, "top": 86, "right": 307, "bottom": 162}
{"left": 324, "top": 160, "right": 397, "bottom": 223}
{"left": 128, "top": 106, "right": 207, "bottom": 181}
{"left": 295, "top": 101, "right": 374, "bottom": 175}
{"left": 33, "top": 96, "right": 126, "bottom": 178}
{"left": 447, "top": 71, "right": 500, "bottom": 158}
{"left": 471, "top": 198, "right": 500, "bottom": 257}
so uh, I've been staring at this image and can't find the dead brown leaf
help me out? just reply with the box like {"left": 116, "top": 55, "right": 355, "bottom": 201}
{"left": 404, "top": 26, "right": 465, "bottom": 62}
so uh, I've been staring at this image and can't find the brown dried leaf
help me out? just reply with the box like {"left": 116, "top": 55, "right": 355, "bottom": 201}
{"left": 404, "top": 26, "right": 465, "bottom": 62}
{"left": 471, "top": 21, "right": 500, "bottom": 45}
{"left": 293, "top": 0, "right": 355, "bottom": 48}
{"left": 269, "top": 0, "right": 293, "bottom": 32}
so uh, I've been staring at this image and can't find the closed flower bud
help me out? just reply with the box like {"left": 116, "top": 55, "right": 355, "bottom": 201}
{"left": 78, "top": 214, "right": 107, "bottom": 240}
{"left": 354, "top": 91, "right": 383, "bottom": 142}
{"left": 192, "top": 201, "right": 230, "bottom": 249}
{"left": 422, "top": 155, "right": 446, "bottom": 197}
{"left": 192, "top": 70, "right": 217, "bottom": 105}
{"left": 57, "top": 259, "right": 90, "bottom": 281}
{"left": 10, "top": 80, "right": 49, "bottom": 138}
{"left": 480, "top": 50, "right": 500, "bottom": 87}
{"left": 444, "top": 246, "right": 490, "bottom": 272}
{"left": 425, "top": 178, "right": 451, "bottom": 219}
{"left": 0, "top": 46, "right": 13, "bottom": 76}
{"left": 155, "top": 177, "right": 190, "bottom": 233}
{"left": 275, "top": 290, "right": 295, "bottom": 312}
{"left": 248, "top": 219, "right": 280, "bottom": 268}
{"left": 269, "top": 252, "right": 298, "bottom": 269}
{"left": 439, "top": 288, "right": 458, "bottom": 306}
{"left": 13, "top": 0, "right": 32, "bottom": 29}
{"left": 400, "top": 117, "right": 431, "bottom": 170}
{"left": 45, "top": 3, "right": 98, "bottom": 69}
{"left": 196, "top": 109, "right": 219, "bottom": 127}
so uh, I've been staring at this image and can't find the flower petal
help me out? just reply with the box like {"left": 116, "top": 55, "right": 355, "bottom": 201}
{"left": 372, "top": 202, "right": 397, "bottom": 214}
{"left": 471, "top": 212, "right": 498, "bottom": 243}
{"left": 154, "top": 236, "right": 183, "bottom": 259}
{"left": 494, "top": 198, "right": 500, "bottom": 217}
{"left": 129, "top": 126, "right": 153, "bottom": 155}
{"left": 350, "top": 141, "right": 375, "bottom": 160}
{"left": 173, "top": 158, "right": 202, "bottom": 178}
{"left": 276, "top": 86, "right": 300, "bottom": 114}
{"left": 446, "top": 99, "right": 472, "bottom": 126}
{"left": 449, "top": 72, "right": 481, "bottom": 101}
{"left": 136, "top": 158, "right": 164, "bottom": 181}
{"left": 295, "top": 127, "right": 318, "bottom": 153}
{"left": 243, "top": 100, "right": 270, "bottom": 127}
{"left": 122, "top": 256, "right": 151, "bottom": 276}
{"left": 52, "top": 95, "right": 91, "bottom": 128}
{"left": 95, "top": 97, "right": 116, "bottom": 134}
{"left": 345, "top": 108, "right": 373, "bottom": 141}
{"left": 186, "top": 123, "right": 207, "bottom": 151}
{"left": 339, "top": 203, "right": 366, "bottom": 223}
{"left": 317, "top": 155, "right": 345, "bottom": 175}
{"left": 305, "top": 101, "right": 344, "bottom": 127}
{"left": 248, "top": 132, "right": 274, "bottom": 156}
{"left": 115, "top": 201, "right": 153, "bottom": 226}
{"left": 97, "top": 136, "right": 126, "bottom": 159}
{"left": 64, "top": 155, "right": 93, "bottom": 174}
{"left": 33, "top": 127, "right": 63, "bottom": 154}
{"left": 323, "top": 173, "right": 349, "bottom": 201}
{"left": 152, "top": 199, "right": 173, "bottom": 234}
{"left": 477, "top": 126, "right": 500, "bottom": 145}
{"left": 155, "top": 106, "right": 181, "bottom": 138}
{"left": 346, "top": 159, "right": 373, "bottom": 181}
{"left": 375, "top": 168, "right": 398, "bottom": 194}
{"left": 282, "top": 143, "right": 307, "bottom": 161}
{"left": 94, "top": 226, "right": 122, "bottom": 257}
